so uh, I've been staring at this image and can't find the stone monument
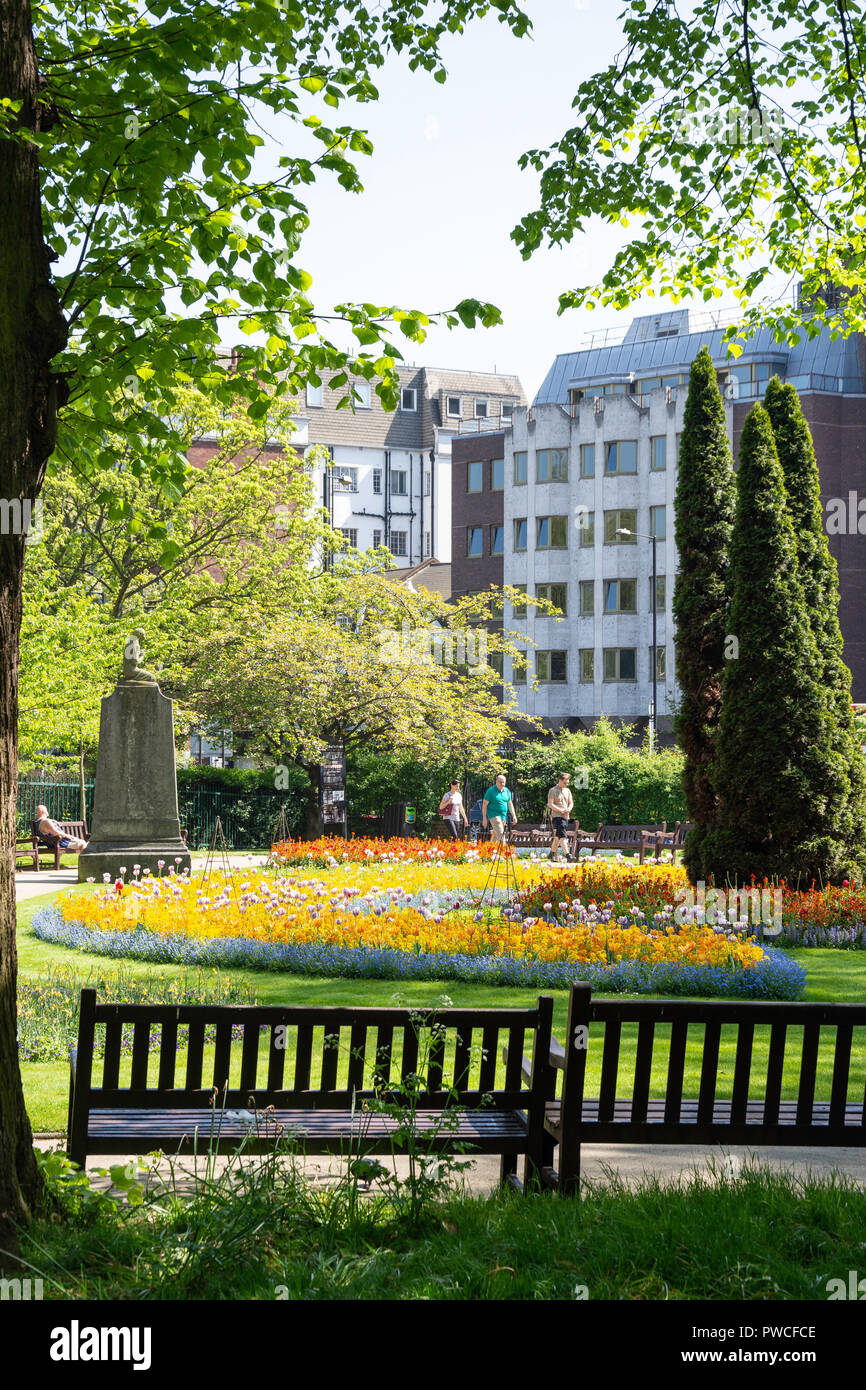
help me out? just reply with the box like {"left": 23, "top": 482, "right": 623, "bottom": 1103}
{"left": 78, "top": 631, "right": 192, "bottom": 882}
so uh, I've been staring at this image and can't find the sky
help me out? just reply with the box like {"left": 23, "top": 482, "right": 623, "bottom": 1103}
{"left": 250, "top": 0, "right": 689, "bottom": 401}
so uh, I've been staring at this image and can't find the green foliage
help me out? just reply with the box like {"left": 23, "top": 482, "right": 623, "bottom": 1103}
{"left": 701, "top": 405, "right": 862, "bottom": 885}
{"left": 672, "top": 348, "right": 736, "bottom": 881}
{"left": 511, "top": 719, "right": 687, "bottom": 827}
{"left": 346, "top": 746, "right": 459, "bottom": 833}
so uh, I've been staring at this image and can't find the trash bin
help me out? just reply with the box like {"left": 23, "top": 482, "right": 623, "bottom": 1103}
{"left": 383, "top": 802, "right": 417, "bottom": 838}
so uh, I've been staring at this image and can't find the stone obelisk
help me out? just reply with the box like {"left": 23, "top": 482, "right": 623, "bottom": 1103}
{"left": 78, "top": 630, "right": 192, "bottom": 882}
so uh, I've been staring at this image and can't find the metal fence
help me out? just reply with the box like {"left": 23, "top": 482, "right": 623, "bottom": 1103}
{"left": 17, "top": 776, "right": 93, "bottom": 834}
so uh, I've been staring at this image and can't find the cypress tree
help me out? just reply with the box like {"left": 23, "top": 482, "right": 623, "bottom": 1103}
{"left": 673, "top": 346, "right": 736, "bottom": 882}
{"left": 763, "top": 377, "right": 866, "bottom": 872}
{"left": 700, "top": 403, "right": 858, "bottom": 884}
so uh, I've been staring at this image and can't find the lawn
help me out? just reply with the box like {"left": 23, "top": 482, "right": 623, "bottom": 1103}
{"left": 17, "top": 887, "right": 866, "bottom": 1134}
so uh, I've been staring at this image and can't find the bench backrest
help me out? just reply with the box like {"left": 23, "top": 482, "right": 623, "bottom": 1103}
{"left": 557, "top": 983, "right": 866, "bottom": 1143}
{"left": 71, "top": 989, "right": 554, "bottom": 1117}
{"left": 596, "top": 824, "right": 663, "bottom": 845}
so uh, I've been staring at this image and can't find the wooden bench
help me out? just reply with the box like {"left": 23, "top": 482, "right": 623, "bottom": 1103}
{"left": 16, "top": 819, "right": 89, "bottom": 871}
{"left": 67, "top": 989, "right": 557, "bottom": 1190}
{"left": 640, "top": 820, "right": 693, "bottom": 864}
{"left": 543, "top": 983, "right": 866, "bottom": 1194}
{"left": 578, "top": 822, "right": 667, "bottom": 864}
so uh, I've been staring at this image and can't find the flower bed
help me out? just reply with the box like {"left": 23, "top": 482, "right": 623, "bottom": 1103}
{"left": 270, "top": 836, "right": 510, "bottom": 867}
{"left": 33, "top": 866, "right": 805, "bottom": 998}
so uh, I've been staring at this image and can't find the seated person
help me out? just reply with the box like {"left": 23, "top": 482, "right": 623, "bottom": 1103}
{"left": 32, "top": 804, "right": 87, "bottom": 854}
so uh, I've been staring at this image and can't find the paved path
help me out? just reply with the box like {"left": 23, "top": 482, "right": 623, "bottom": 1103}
{"left": 32, "top": 1136, "right": 866, "bottom": 1196}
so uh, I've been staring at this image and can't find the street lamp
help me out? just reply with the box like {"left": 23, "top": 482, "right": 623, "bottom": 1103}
{"left": 616, "top": 527, "right": 659, "bottom": 752}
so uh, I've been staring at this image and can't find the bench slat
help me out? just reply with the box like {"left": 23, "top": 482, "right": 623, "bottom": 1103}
{"left": 664, "top": 1019, "right": 688, "bottom": 1123}
{"left": 267, "top": 1025, "right": 286, "bottom": 1092}
{"left": 697, "top": 1020, "right": 721, "bottom": 1126}
{"left": 764, "top": 1022, "right": 787, "bottom": 1124}
{"left": 828, "top": 1023, "right": 852, "bottom": 1129}
{"left": 504, "top": 1025, "right": 524, "bottom": 1094}
{"left": 631, "top": 1020, "right": 655, "bottom": 1123}
{"left": 730, "top": 1020, "right": 754, "bottom": 1125}
{"left": 796, "top": 1022, "right": 821, "bottom": 1126}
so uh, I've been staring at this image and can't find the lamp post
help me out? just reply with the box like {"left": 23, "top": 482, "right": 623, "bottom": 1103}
{"left": 616, "top": 527, "right": 658, "bottom": 752}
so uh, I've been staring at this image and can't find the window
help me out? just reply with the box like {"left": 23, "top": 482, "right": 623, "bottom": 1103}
{"left": 372, "top": 468, "right": 382, "bottom": 495}
{"left": 306, "top": 382, "right": 323, "bottom": 407}
{"left": 580, "top": 649, "right": 595, "bottom": 683}
{"left": 511, "top": 657, "right": 526, "bottom": 684}
{"left": 333, "top": 466, "right": 358, "bottom": 493}
{"left": 603, "top": 648, "right": 637, "bottom": 681}
{"left": 537, "top": 448, "right": 569, "bottom": 482}
{"left": 489, "top": 651, "right": 504, "bottom": 677}
{"left": 650, "top": 575, "right": 666, "bottom": 611}
{"left": 392, "top": 469, "right": 408, "bottom": 496}
{"left": 512, "top": 584, "right": 527, "bottom": 618}
{"left": 536, "top": 515, "right": 568, "bottom": 549}
{"left": 604, "top": 509, "right": 637, "bottom": 544}
{"left": 467, "top": 527, "right": 484, "bottom": 557}
{"left": 650, "top": 505, "right": 666, "bottom": 540}
{"left": 579, "top": 580, "right": 594, "bottom": 616}
{"left": 536, "top": 650, "right": 568, "bottom": 682}
{"left": 424, "top": 531, "right": 431, "bottom": 558}
{"left": 401, "top": 387, "right": 417, "bottom": 411}
{"left": 580, "top": 444, "right": 595, "bottom": 478}
{"left": 605, "top": 440, "right": 638, "bottom": 474}
{"left": 537, "top": 582, "right": 568, "bottom": 615}
{"left": 501, "top": 401, "right": 514, "bottom": 421}
{"left": 651, "top": 436, "right": 667, "bottom": 471}
{"left": 650, "top": 645, "right": 667, "bottom": 680}
{"left": 350, "top": 380, "right": 371, "bottom": 408}
{"left": 467, "top": 461, "right": 483, "bottom": 493}
{"left": 604, "top": 578, "right": 637, "bottom": 613}
{"left": 372, "top": 529, "right": 382, "bottom": 548}
{"left": 491, "top": 458, "right": 504, "bottom": 490}
{"left": 514, "top": 451, "right": 528, "bottom": 485}
{"left": 423, "top": 472, "right": 431, "bottom": 496}
{"left": 447, "top": 395, "right": 462, "bottom": 417}
{"left": 490, "top": 524, "right": 504, "bottom": 555}
{"left": 514, "top": 518, "right": 528, "bottom": 551}
{"left": 579, "top": 511, "right": 595, "bottom": 547}
{"left": 390, "top": 530, "right": 407, "bottom": 558}
{"left": 340, "top": 528, "right": 358, "bottom": 547}
{"left": 474, "top": 399, "right": 488, "bottom": 418}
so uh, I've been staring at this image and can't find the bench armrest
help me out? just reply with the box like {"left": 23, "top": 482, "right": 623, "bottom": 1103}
{"left": 550, "top": 1035, "right": 566, "bottom": 1071}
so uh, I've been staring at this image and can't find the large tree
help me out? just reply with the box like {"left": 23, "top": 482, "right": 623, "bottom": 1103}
{"left": 0, "top": 0, "right": 532, "bottom": 1253}
{"left": 700, "top": 404, "right": 856, "bottom": 885}
{"left": 672, "top": 348, "right": 736, "bottom": 883}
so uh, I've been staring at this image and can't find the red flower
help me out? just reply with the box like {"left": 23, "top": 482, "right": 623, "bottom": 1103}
{"left": 115, "top": 880, "right": 123, "bottom": 894}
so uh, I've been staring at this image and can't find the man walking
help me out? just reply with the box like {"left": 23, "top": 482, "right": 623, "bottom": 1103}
{"left": 546, "top": 772, "right": 574, "bottom": 861}
{"left": 439, "top": 780, "right": 468, "bottom": 839}
{"left": 481, "top": 773, "right": 517, "bottom": 843}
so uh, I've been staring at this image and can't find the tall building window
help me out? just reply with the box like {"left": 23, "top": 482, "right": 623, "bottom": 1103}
{"left": 578, "top": 580, "right": 594, "bottom": 616}
{"left": 467, "top": 527, "right": 484, "bottom": 557}
{"left": 580, "top": 649, "right": 595, "bottom": 683}
{"left": 650, "top": 575, "right": 666, "bottom": 611}
{"left": 603, "top": 648, "right": 637, "bottom": 681}
{"left": 490, "top": 524, "right": 504, "bottom": 555}
{"left": 511, "top": 657, "right": 526, "bottom": 684}
{"left": 537, "top": 582, "right": 568, "bottom": 615}
{"left": 536, "top": 515, "right": 568, "bottom": 549}
{"left": 423, "top": 472, "right": 431, "bottom": 496}
{"left": 605, "top": 440, "right": 638, "bottom": 474}
{"left": 580, "top": 444, "right": 595, "bottom": 477}
{"left": 390, "top": 530, "right": 407, "bottom": 558}
{"left": 536, "top": 448, "right": 569, "bottom": 482}
{"left": 501, "top": 401, "right": 514, "bottom": 422}
{"left": 604, "top": 578, "right": 637, "bottom": 613}
{"left": 536, "top": 650, "right": 568, "bottom": 682}
{"left": 604, "top": 509, "right": 637, "bottom": 543}
{"left": 372, "top": 468, "right": 382, "bottom": 495}
{"left": 372, "top": 529, "right": 382, "bottom": 548}
{"left": 474, "top": 399, "right": 488, "bottom": 418}
{"left": 514, "top": 451, "right": 528, "bottom": 485}
{"left": 650, "top": 505, "right": 666, "bottom": 540}
{"left": 651, "top": 436, "right": 667, "bottom": 471}
{"left": 340, "top": 528, "right": 358, "bottom": 547}
{"left": 333, "top": 466, "right": 358, "bottom": 492}
{"left": 424, "top": 531, "right": 431, "bottom": 557}
{"left": 491, "top": 458, "right": 504, "bottom": 490}
{"left": 306, "top": 382, "right": 323, "bottom": 407}
{"left": 650, "top": 645, "right": 667, "bottom": 680}
{"left": 579, "top": 511, "right": 595, "bottom": 547}
{"left": 467, "top": 461, "right": 483, "bottom": 493}
{"left": 514, "top": 518, "right": 528, "bottom": 551}
{"left": 512, "top": 584, "right": 527, "bottom": 618}
{"left": 391, "top": 470, "right": 408, "bottom": 496}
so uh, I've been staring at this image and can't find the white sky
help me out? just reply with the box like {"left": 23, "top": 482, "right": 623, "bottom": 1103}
{"left": 255, "top": 0, "right": 686, "bottom": 400}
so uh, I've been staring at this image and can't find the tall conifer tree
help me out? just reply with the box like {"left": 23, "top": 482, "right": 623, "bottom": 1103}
{"left": 701, "top": 404, "right": 858, "bottom": 883}
{"left": 673, "top": 347, "right": 736, "bottom": 882}
{"left": 764, "top": 377, "right": 866, "bottom": 868}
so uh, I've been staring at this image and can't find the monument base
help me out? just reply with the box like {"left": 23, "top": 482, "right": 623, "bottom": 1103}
{"left": 78, "top": 841, "right": 192, "bottom": 883}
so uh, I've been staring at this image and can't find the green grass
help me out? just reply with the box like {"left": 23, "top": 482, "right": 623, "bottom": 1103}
{"left": 14, "top": 1156, "right": 866, "bottom": 1300}
{"left": 17, "top": 887, "right": 866, "bottom": 1134}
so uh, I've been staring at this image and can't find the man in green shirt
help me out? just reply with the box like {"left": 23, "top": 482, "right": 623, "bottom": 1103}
{"left": 482, "top": 773, "right": 517, "bottom": 843}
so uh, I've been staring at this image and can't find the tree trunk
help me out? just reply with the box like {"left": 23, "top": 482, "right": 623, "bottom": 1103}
{"left": 0, "top": 0, "right": 68, "bottom": 1255}
{"left": 298, "top": 760, "right": 322, "bottom": 841}
{"left": 78, "top": 740, "right": 86, "bottom": 829}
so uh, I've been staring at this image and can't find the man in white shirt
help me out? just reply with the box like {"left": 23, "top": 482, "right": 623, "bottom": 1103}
{"left": 546, "top": 773, "right": 574, "bottom": 861}
{"left": 439, "top": 781, "right": 468, "bottom": 839}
